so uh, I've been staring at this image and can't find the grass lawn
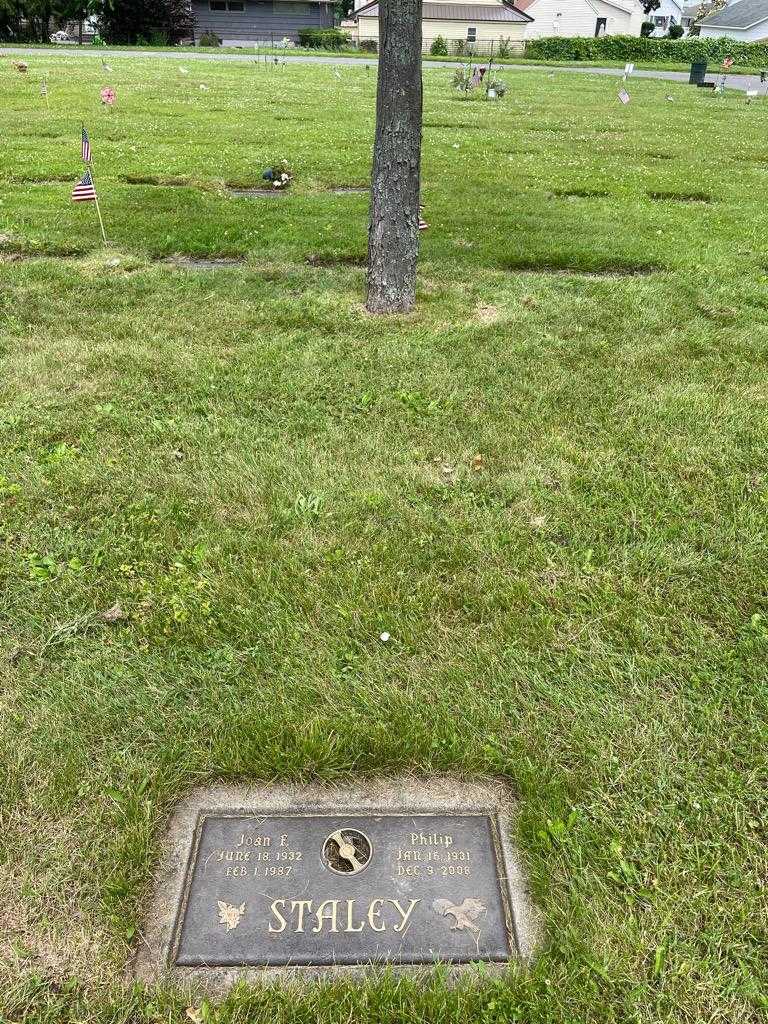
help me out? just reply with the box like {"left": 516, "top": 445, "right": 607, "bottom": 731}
{"left": 1, "top": 56, "right": 767, "bottom": 1023}
{"left": 3, "top": 42, "right": 766, "bottom": 75}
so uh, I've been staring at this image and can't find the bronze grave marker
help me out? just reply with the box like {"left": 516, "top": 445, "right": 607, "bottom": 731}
{"left": 174, "top": 812, "right": 514, "bottom": 966}
{"left": 136, "top": 779, "right": 537, "bottom": 983}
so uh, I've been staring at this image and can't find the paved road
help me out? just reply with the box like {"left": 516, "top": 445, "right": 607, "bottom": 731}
{"left": 1, "top": 45, "right": 762, "bottom": 92}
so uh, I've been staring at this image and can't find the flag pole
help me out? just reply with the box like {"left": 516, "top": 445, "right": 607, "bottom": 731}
{"left": 93, "top": 194, "right": 108, "bottom": 245}
{"left": 87, "top": 161, "right": 108, "bottom": 245}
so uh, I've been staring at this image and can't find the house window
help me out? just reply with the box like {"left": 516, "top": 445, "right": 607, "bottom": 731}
{"left": 209, "top": 0, "right": 246, "bottom": 10}
{"left": 467, "top": 26, "right": 477, "bottom": 41}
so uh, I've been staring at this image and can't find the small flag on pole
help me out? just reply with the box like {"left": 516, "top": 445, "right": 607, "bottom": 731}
{"left": 72, "top": 168, "right": 97, "bottom": 202}
{"left": 81, "top": 125, "right": 91, "bottom": 164}
{"left": 618, "top": 88, "right": 630, "bottom": 104}
{"left": 40, "top": 79, "right": 47, "bottom": 96}
{"left": 71, "top": 167, "right": 108, "bottom": 243}
{"left": 624, "top": 62, "right": 635, "bottom": 77}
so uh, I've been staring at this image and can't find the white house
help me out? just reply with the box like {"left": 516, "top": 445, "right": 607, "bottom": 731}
{"left": 699, "top": 0, "right": 768, "bottom": 39}
{"left": 518, "top": 0, "right": 644, "bottom": 38}
{"left": 354, "top": 0, "right": 534, "bottom": 52}
{"left": 647, "top": 0, "right": 685, "bottom": 34}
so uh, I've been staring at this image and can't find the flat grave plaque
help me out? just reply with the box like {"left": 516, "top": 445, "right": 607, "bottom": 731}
{"left": 172, "top": 811, "right": 518, "bottom": 967}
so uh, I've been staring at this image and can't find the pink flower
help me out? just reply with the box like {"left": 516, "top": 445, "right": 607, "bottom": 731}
{"left": 100, "top": 87, "right": 116, "bottom": 105}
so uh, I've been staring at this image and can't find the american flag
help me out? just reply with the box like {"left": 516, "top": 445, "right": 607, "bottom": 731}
{"left": 618, "top": 88, "right": 631, "bottom": 104}
{"left": 81, "top": 125, "right": 91, "bottom": 163}
{"left": 72, "top": 169, "right": 97, "bottom": 203}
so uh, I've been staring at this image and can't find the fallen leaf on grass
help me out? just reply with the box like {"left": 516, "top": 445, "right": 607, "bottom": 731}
{"left": 470, "top": 454, "right": 484, "bottom": 472}
{"left": 102, "top": 603, "right": 125, "bottom": 623}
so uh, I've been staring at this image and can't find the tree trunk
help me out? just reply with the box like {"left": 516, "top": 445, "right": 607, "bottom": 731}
{"left": 366, "top": 0, "right": 423, "bottom": 314}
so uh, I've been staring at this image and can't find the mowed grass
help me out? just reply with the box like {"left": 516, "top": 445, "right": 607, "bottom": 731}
{"left": 1, "top": 55, "right": 767, "bottom": 1023}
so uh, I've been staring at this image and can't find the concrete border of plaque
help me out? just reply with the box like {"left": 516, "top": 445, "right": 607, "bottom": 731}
{"left": 134, "top": 776, "right": 539, "bottom": 986}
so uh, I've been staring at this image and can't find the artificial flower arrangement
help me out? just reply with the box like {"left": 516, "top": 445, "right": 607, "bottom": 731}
{"left": 452, "top": 67, "right": 506, "bottom": 99}
{"left": 261, "top": 159, "right": 294, "bottom": 190}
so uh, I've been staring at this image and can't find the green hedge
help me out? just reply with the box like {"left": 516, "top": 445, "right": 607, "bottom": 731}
{"left": 297, "top": 27, "right": 350, "bottom": 49}
{"left": 524, "top": 34, "right": 768, "bottom": 67}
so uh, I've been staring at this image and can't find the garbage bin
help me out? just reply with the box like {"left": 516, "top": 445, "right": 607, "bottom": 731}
{"left": 689, "top": 61, "right": 708, "bottom": 85}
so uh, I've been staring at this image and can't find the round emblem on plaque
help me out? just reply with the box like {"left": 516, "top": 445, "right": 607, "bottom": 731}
{"left": 323, "top": 828, "right": 372, "bottom": 875}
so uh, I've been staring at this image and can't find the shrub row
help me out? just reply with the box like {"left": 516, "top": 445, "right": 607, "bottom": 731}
{"left": 525, "top": 34, "right": 768, "bottom": 67}
{"left": 297, "top": 27, "right": 350, "bottom": 49}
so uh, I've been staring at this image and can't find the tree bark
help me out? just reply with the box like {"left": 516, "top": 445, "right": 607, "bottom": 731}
{"left": 366, "top": 0, "right": 423, "bottom": 314}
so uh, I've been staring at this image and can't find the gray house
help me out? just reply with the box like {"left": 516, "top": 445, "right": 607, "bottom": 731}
{"left": 191, "top": 0, "right": 335, "bottom": 45}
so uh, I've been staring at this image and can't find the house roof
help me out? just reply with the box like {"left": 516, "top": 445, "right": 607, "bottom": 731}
{"left": 513, "top": 0, "right": 639, "bottom": 14}
{"left": 700, "top": 0, "right": 768, "bottom": 28}
{"left": 356, "top": 1, "right": 533, "bottom": 21}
